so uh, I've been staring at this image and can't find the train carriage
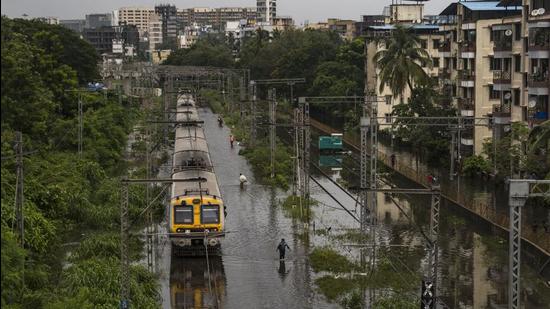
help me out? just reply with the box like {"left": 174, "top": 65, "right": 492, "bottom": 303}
{"left": 169, "top": 91, "right": 225, "bottom": 256}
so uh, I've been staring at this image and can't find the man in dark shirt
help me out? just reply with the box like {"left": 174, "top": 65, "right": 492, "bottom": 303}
{"left": 277, "top": 238, "right": 291, "bottom": 260}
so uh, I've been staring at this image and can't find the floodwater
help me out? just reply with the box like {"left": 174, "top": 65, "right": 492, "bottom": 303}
{"left": 156, "top": 107, "right": 550, "bottom": 309}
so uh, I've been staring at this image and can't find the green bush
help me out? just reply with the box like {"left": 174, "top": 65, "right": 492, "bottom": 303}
{"left": 462, "top": 155, "right": 491, "bottom": 177}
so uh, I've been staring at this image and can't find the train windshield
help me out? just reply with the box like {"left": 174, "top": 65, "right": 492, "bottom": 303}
{"left": 174, "top": 205, "right": 193, "bottom": 224}
{"left": 201, "top": 205, "right": 220, "bottom": 224}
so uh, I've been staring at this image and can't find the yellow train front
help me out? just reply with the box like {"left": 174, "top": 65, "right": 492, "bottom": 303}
{"left": 169, "top": 92, "right": 225, "bottom": 256}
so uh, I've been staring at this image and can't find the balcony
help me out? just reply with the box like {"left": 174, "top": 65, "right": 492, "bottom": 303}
{"left": 458, "top": 98, "right": 475, "bottom": 117}
{"left": 461, "top": 132, "right": 474, "bottom": 147}
{"left": 459, "top": 69, "right": 475, "bottom": 87}
{"left": 493, "top": 70, "right": 512, "bottom": 91}
{"left": 492, "top": 103, "right": 511, "bottom": 125}
{"left": 528, "top": 28, "right": 550, "bottom": 58}
{"left": 460, "top": 41, "right": 476, "bottom": 58}
{"left": 494, "top": 39, "right": 512, "bottom": 52}
{"left": 528, "top": 71, "right": 549, "bottom": 95}
{"left": 438, "top": 42, "right": 451, "bottom": 53}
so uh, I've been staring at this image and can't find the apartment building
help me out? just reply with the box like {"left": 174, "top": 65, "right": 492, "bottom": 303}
{"left": 437, "top": 0, "right": 549, "bottom": 156}
{"left": 328, "top": 19, "right": 358, "bottom": 41}
{"left": 155, "top": 4, "right": 178, "bottom": 48}
{"left": 178, "top": 7, "right": 257, "bottom": 30}
{"left": 272, "top": 16, "right": 294, "bottom": 31}
{"left": 148, "top": 14, "right": 163, "bottom": 51}
{"left": 523, "top": 0, "right": 550, "bottom": 128}
{"left": 365, "top": 24, "right": 444, "bottom": 126}
{"left": 60, "top": 19, "right": 86, "bottom": 33}
{"left": 257, "top": 0, "right": 276, "bottom": 23}
{"left": 118, "top": 7, "right": 155, "bottom": 34}
{"left": 85, "top": 13, "right": 115, "bottom": 29}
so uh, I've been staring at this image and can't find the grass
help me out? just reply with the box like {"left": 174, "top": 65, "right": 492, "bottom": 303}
{"left": 281, "top": 195, "right": 316, "bottom": 222}
{"left": 309, "top": 247, "right": 358, "bottom": 273}
{"left": 314, "top": 275, "right": 359, "bottom": 301}
{"left": 332, "top": 229, "right": 370, "bottom": 244}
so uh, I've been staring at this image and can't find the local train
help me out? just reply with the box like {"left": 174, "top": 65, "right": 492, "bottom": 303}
{"left": 169, "top": 90, "right": 225, "bottom": 256}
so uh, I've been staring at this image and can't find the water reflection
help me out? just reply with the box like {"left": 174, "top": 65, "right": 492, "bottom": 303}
{"left": 170, "top": 256, "right": 226, "bottom": 309}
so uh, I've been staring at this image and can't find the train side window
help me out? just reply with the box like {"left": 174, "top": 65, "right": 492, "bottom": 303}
{"left": 174, "top": 205, "right": 194, "bottom": 224}
{"left": 201, "top": 205, "right": 220, "bottom": 224}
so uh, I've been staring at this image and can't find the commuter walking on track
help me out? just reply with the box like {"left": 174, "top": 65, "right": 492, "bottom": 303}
{"left": 230, "top": 134, "right": 235, "bottom": 148}
{"left": 277, "top": 239, "right": 291, "bottom": 260}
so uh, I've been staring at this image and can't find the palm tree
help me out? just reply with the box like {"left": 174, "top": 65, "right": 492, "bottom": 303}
{"left": 373, "top": 24, "right": 432, "bottom": 102}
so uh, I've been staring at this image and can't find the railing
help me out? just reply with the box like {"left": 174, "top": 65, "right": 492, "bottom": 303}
{"left": 310, "top": 118, "right": 550, "bottom": 255}
{"left": 492, "top": 103, "right": 511, "bottom": 118}
{"left": 438, "top": 42, "right": 451, "bottom": 53}
{"left": 528, "top": 28, "right": 550, "bottom": 51}
{"left": 493, "top": 38, "right": 512, "bottom": 52}
{"left": 460, "top": 41, "right": 476, "bottom": 53}
{"left": 459, "top": 69, "right": 475, "bottom": 81}
{"left": 458, "top": 98, "right": 475, "bottom": 110}
{"left": 439, "top": 67, "right": 451, "bottom": 79}
{"left": 493, "top": 70, "right": 512, "bottom": 84}
{"left": 528, "top": 72, "right": 550, "bottom": 88}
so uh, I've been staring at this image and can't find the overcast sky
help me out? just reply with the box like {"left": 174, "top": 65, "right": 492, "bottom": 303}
{"left": 1, "top": 0, "right": 453, "bottom": 25}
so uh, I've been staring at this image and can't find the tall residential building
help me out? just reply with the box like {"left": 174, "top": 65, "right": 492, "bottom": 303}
{"left": 439, "top": 1, "right": 525, "bottom": 155}
{"left": 118, "top": 7, "right": 155, "bottom": 34}
{"left": 272, "top": 16, "right": 294, "bottom": 31}
{"left": 85, "top": 13, "right": 115, "bottom": 29}
{"left": 148, "top": 14, "right": 163, "bottom": 50}
{"left": 177, "top": 7, "right": 257, "bottom": 30}
{"left": 366, "top": 0, "right": 548, "bottom": 159}
{"left": 155, "top": 4, "right": 178, "bottom": 48}
{"left": 257, "top": 0, "right": 276, "bottom": 23}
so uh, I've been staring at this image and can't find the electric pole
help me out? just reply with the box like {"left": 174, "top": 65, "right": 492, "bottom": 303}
{"left": 269, "top": 88, "right": 277, "bottom": 178}
{"left": 15, "top": 131, "right": 24, "bottom": 247}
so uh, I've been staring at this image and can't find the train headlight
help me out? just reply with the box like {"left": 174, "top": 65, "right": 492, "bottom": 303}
{"left": 208, "top": 238, "right": 218, "bottom": 247}
{"left": 185, "top": 230, "right": 190, "bottom": 234}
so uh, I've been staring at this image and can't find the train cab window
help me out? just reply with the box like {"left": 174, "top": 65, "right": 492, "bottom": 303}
{"left": 201, "top": 205, "right": 220, "bottom": 224}
{"left": 174, "top": 205, "right": 194, "bottom": 224}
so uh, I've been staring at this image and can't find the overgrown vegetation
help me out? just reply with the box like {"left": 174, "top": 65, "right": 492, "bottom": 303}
{"left": 1, "top": 17, "right": 160, "bottom": 307}
{"left": 280, "top": 195, "right": 317, "bottom": 222}
{"left": 310, "top": 247, "right": 358, "bottom": 273}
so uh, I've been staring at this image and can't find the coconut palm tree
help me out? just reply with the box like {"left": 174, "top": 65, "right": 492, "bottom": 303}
{"left": 373, "top": 24, "right": 432, "bottom": 101}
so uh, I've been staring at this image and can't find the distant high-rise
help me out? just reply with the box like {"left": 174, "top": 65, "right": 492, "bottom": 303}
{"left": 118, "top": 7, "right": 155, "bottom": 34}
{"left": 85, "top": 13, "right": 115, "bottom": 29}
{"left": 155, "top": 4, "right": 178, "bottom": 48}
{"left": 257, "top": 0, "right": 276, "bottom": 23}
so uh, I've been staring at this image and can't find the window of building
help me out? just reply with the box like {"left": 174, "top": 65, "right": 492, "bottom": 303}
{"left": 513, "top": 88, "right": 520, "bottom": 106}
{"left": 433, "top": 39, "right": 440, "bottom": 49}
{"left": 489, "top": 57, "right": 502, "bottom": 71}
{"left": 531, "top": 0, "right": 550, "bottom": 11}
{"left": 433, "top": 57, "right": 440, "bottom": 67}
{"left": 514, "top": 54, "right": 521, "bottom": 72}
{"left": 420, "top": 39, "right": 427, "bottom": 49}
{"left": 385, "top": 95, "right": 392, "bottom": 105}
{"left": 514, "top": 23, "right": 521, "bottom": 41}
{"left": 489, "top": 86, "right": 501, "bottom": 100}
{"left": 385, "top": 113, "right": 392, "bottom": 123}
{"left": 453, "top": 58, "right": 457, "bottom": 69}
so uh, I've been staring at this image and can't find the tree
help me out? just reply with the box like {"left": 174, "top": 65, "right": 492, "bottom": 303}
{"left": 163, "top": 35, "right": 234, "bottom": 68}
{"left": 392, "top": 85, "right": 456, "bottom": 165}
{"left": 374, "top": 24, "right": 432, "bottom": 102}
{"left": 525, "top": 120, "right": 550, "bottom": 179}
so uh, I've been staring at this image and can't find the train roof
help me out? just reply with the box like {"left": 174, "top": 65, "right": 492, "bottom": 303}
{"left": 171, "top": 169, "right": 221, "bottom": 199}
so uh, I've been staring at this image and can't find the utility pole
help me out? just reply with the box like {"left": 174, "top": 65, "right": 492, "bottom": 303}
{"left": 250, "top": 81, "right": 257, "bottom": 147}
{"left": 507, "top": 179, "right": 550, "bottom": 309}
{"left": 15, "top": 131, "right": 24, "bottom": 247}
{"left": 269, "top": 88, "right": 277, "bottom": 178}
{"left": 78, "top": 93, "right": 83, "bottom": 159}
{"left": 120, "top": 181, "right": 129, "bottom": 309}
{"left": 428, "top": 184, "right": 441, "bottom": 308}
